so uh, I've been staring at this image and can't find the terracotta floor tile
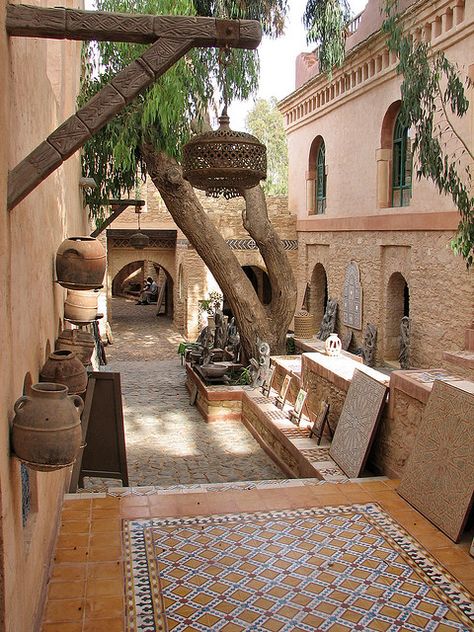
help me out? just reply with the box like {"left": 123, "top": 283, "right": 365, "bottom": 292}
{"left": 43, "top": 597, "right": 85, "bottom": 622}
{"left": 56, "top": 532, "right": 90, "bottom": 549}
{"left": 53, "top": 547, "right": 89, "bottom": 564}
{"left": 382, "top": 479, "right": 400, "bottom": 489}
{"left": 414, "top": 530, "right": 459, "bottom": 551}
{"left": 443, "top": 562, "right": 474, "bottom": 583}
{"left": 86, "top": 577, "right": 124, "bottom": 597}
{"left": 91, "top": 508, "right": 122, "bottom": 520}
{"left": 357, "top": 480, "right": 393, "bottom": 492}
{"left": 430, "top": 546, "right": 473, "bottom": 566}
{"left": 51, "top": 563, "right": 87, "bottom": 582}
{"left": 61, "top": 508, "right": 91, "bottom": 522}
{"left": 88, "top": 545, "right": 123, "bottom": 563}
{"left": 59, "top": 519, "right": 91, "bottom": 534}
{"left": 63, "top": 499, "right": 92, "bottom": 511}
{"left": 42, "top": 623, "right": 83, "bottom": 632}
{"left": 90, "top": 518, "right": 122, "bottom": 532}
{"left": 82, "top": 617, "right": 125, "bottom": 632}
{"left": 86, "top": 561, "right": 124, "bottom": 581}
{"left": 48, "top": 580, "right": 85, "bottom": 600}
{"left": 84, "top": 595, "right": 124, "bottom": 620}
{"left": 119, "top": 495, "right": 149, "bottom": 508}
{"left": 90, "top": 531, "right": 122, "bottom": 548}
{"left": 119, "top": 505, "right": 151, "bottom": 519}
{"left": 90, "top": 497, "right": 120, "bottom": 509}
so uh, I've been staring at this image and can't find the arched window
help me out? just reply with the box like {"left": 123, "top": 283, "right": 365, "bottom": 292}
{"left": 316, "top": 141, "right": 327, "bottom": 214}
{"left": 392, "top": 113, "right": 412, "bottom": 207}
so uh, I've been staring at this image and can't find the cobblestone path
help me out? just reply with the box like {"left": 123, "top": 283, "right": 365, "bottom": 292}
{"left": 100, "top": 298, "right": 284, "bottom": 487}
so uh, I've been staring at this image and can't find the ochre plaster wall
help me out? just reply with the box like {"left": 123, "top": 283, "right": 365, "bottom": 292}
{"left": 0, "top": 1, "right": 85, "bottom": 629}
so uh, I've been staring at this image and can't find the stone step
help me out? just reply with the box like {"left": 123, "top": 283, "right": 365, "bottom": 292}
{"left": 443, "top": 349, "right": 474, "bottom": 380}
{"left": 66, "top": 475, "right": 389, "bottom": 500}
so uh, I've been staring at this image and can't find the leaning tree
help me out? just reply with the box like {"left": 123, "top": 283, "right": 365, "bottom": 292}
{"left": 82, "top": 0, "right": 296, "bottom": 360}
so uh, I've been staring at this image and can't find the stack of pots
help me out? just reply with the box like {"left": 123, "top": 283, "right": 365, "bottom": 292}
{"left": 40, "top": 350, "right": 88, "bottom": 396}
{"left": 56, "top": 236, "right": 106, "bottom": 324}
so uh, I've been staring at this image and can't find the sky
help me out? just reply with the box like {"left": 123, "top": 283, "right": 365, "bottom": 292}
{"left": 229, "top": 0, "right": 368, "bottom": 130}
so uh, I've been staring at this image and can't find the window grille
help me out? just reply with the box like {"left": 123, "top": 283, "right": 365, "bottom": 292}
{"left": 316, "top": 141, "right": 327, "bottom": 214}
{"left": 392, "top": 114, "right": 412, "bottom": 207}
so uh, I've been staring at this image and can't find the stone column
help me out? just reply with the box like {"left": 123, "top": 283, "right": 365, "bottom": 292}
{"left": 305, "top": 169, "right": 316, "bottom": 215}
{"left": 376, "top": 148, "right": 392, "bottom": 208}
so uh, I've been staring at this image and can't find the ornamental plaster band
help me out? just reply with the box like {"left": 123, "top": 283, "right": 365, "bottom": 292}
{"left": 6, "top": 7, "right": 262, "bottom": 210}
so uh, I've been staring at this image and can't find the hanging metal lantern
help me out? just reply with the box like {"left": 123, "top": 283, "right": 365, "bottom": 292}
{"left": 130, "top": 231, "right": 150, "bottom": 249}
{"left": 130, "top": 206, "right": 150, "bottom": 249}
{"left": 182, "top": 110, "right": 267, "bottom": 200}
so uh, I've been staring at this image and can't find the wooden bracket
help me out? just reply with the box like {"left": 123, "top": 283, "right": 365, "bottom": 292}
{"left": 6, "top": 7, "right": 262, "bottom": 210}
{"left": 89, "top": 199, "right": 145, "bottom": 238}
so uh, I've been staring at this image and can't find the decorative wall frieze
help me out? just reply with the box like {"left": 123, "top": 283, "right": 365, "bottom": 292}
{"left": 226, "top": 238, "right": 298, "bottom": 251}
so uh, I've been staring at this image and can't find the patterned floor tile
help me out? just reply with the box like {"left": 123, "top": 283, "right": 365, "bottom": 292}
{"left": 125, "top": 504, "right": 474, "bottom": 631}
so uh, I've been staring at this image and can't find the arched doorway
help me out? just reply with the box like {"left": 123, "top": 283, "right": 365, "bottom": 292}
{"left": 385, "top": 272, "right": 410, "bottom": 361}
{"left": 111, "top": 260, "right": 174, "bottom": 317}
{"left": 309, "top": 263, "right": 328, "bottom": 327}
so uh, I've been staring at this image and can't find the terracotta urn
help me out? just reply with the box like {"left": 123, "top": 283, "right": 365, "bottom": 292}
{"left": 56, "top": 236, "right": 106, "bottom": 290}
{"left": 40, "top": 350, "right": 88, "bottom": 395}
{"left": 64, "top": 289, "right": 99, "bottom": 323}
{"left": 11, "top": 383, "right": 83, "bottom": 471}
{"left": 56, "top": 329, "right": 94, "bottom": 366}
{"left": 325, "top": 333, "right": 342, "bottom": 357}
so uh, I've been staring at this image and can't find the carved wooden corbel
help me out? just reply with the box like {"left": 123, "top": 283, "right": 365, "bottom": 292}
{"left": 6, "top": 7, "right": 262, "bottom": 210}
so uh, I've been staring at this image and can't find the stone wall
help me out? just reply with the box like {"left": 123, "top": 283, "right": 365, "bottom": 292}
{"left": 0, "top": 1, "right": 85, "bottom": 629}
{"left": 298, "top": 230, "right": 473, "bottom": 369}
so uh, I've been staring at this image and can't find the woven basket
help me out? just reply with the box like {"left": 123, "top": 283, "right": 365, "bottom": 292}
{"left": 294, "top": 313, "right": 316, "bottom": 339}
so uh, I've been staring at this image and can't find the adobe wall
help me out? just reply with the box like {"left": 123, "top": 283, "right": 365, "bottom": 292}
{"left": 0, "top": 1, "right": 85, "bottom": 630}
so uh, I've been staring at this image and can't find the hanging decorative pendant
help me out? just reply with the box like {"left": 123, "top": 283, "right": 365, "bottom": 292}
{"left": 130, "top": 207, "right": 150, "bottom": 248}
{"left": 182, "top": 109, "right": 267, "bottom": 199}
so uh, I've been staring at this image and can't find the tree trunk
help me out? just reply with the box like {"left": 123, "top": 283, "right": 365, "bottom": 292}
{"left": 141, "top": 145, "right": 297, "bottom": 359}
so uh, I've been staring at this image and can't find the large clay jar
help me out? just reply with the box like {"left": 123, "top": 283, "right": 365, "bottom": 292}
{"left": 56, "top": 329, "right": 95, "bottom": 366}
{"left": 56, "top": 236, "right": 106, "bottom": 290}
{"left": 40, "top": 350, "right": 88, "bottom": 395}
{"left": 12, "top": 383, "right": 83, "bottom": 471}
{"left": 64, "top": 289, "right": 98, "bottom": 323}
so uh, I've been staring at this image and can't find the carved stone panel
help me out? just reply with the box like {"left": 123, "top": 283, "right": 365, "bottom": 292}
{"left": 141, "top": 39, "right": 192, "bottom": 76}
{"left": 66, "top": 9, "right": 155, "bottom": 43}
{"left": 111, "top": 61, "right": 154, "bottom": 104}
{"left": 398, "top": 380, "right": 474, "bottom": 542}
{"left": 342, "top": 261, "right": 362, "bottom": 330}
{"left": 329, "top": 369, "right": 388, "bottom": 478}
{"left": 6, "top": 5, "right": 66, "bottom": 38}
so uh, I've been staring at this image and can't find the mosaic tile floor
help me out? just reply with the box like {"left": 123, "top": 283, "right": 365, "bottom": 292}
{"left": 125, "top": 504, "right": 474, "bottom": 631}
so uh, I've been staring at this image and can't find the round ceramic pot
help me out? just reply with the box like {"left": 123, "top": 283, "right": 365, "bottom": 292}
{"left": 56, "top": 329, "right": 94, "bottom": 366}
{"left": 56, "top": 236, "right": 106, "bottom": 290}
{"left": 12, "top": 383, "right": 83, "bottom": 471}
{"left": 64, "top": 289, "right": 98, "bottom": 323}
{"left": 325, "top": 333, "right": 342, "bottom": 357}
{"left": 40, "top": 350, "right": 88, "bottom": 395}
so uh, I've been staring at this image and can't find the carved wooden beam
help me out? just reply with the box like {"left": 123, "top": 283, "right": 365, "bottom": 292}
{"left": 6, "top": 5, "right": 261, "bottom": 48}
{"left": 90, "top": 200, "right": 145, "bottom": 238}
{"left": 7, "top": 14, "right": 261, "bottom": 210}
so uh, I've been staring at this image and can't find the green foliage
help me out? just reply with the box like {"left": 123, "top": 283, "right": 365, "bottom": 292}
{"left": 192, "top": 0, "right": 288, "bottom": 37}
{"left": 245, "top": 97, "right": 288, "bottom": 195}
{"left": 383, "top": 2, "right": 474, "bottom": 267}
{"left": 81, "top": 0, "right": 288, "bottom": 222}
{"left": 303, "top": 0, "right": 350, "bottom": 74}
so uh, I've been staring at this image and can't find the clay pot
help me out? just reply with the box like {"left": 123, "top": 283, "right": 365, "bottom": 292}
{"left": 12, "top": 383, "right": 83, "bottom": 471}
{"left": 56, "top": 236, "right": 106, "bottom": 290}
{"left": 56, "top": 329, "right": 95, "bottom": 366}
{"left": 40, "top": 350, "right": 88, "bottom": 395}
{"left": 64, "top": 289, "right": 98, "bottom": 323}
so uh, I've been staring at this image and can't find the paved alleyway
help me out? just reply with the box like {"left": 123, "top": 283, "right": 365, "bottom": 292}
{"left": 97, "top": 297, "right": 284, "bottom": 487}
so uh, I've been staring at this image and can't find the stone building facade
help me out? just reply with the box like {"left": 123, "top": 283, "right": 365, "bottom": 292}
{"left": 279, "top": 0, "right": 474, "bottom": 375}
{"left": 106, "top": 178, "right": 298, "bottom": 340}
{"left": 0, "top": 0, "right": 86, "bottom": 629}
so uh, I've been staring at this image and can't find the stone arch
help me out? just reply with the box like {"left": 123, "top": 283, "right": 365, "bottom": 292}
{"left": 381, "top": 100, "right": 401, "bottom": 149}
{"left": 309, "top": 263, "right": 328, "bottom": 326}
{"left": 111, "top": 258, "right": 175, "bottom": 317}
{"left": 306, "top": 135, "right": 326, "bottom": 215}
{"left": 385, "top": 271, "right": 410, "bottom": 361}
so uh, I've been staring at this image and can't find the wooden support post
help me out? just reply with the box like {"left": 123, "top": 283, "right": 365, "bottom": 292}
{"left": 6, "top": 9, "right": 262, "bottom": 210}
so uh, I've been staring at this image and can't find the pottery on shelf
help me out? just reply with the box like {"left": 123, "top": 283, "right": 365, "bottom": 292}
{"left": 56, "top": 329, "right": 94, "bottom": 366}
{"left": 325, "top": 333, "right": 342, "bottom": 357}
{"left": 40, "top": 350, "right": 88, "bottom": 395}
{"left": 56, "top": 236, "right": 106, "bottom": 290}
{"left": 64, "top": 289, "right": 98, "bottom": 323}
{"left": 11, "top": 383, "right": 83, "bottom": 471}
